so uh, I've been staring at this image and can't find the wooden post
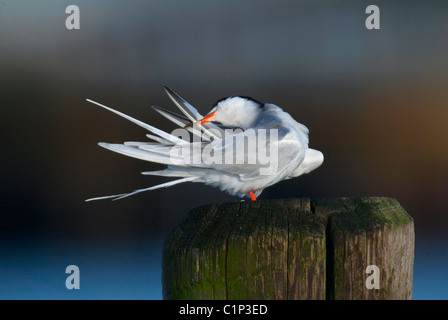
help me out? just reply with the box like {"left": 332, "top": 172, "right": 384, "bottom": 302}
{"left": 162, "top": 197, "right": 414, "bottom": 300}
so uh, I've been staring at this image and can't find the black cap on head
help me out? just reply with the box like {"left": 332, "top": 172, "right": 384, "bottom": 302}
{"left": 213, "top": 96, "right": 264, "bottom": 108}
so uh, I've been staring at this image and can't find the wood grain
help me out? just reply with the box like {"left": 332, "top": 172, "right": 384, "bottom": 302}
{"left": 162, "top": 197, "right": 414, "bottom": 300}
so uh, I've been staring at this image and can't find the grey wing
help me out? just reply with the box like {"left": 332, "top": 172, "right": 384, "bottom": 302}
{"left": 203, "top": 127, "right": 305, "bottom": 180}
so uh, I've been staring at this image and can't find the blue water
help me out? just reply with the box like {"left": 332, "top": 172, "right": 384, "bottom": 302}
{"left": 412, "top": 238, "right": 448, "bottom": 299}
{"left": 0, "top": 237, "right": 446, "bottom": 299}
{"left": 0, "top": 239, "right": 164, "bottom": 300}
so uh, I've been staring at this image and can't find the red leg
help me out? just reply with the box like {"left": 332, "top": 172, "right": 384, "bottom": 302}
{"left": 249, "top": 190, "right": 256, "bottom": 201}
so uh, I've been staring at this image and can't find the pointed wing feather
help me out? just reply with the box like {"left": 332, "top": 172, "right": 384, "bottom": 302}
{"left": 163, "top": 86, "right": 224, "bottom": 139}
{"left": 152, "top": 105, "right": 212, "bottom": 142}
{"left": 151, "top": 105, "right": 190, "bottom": 126}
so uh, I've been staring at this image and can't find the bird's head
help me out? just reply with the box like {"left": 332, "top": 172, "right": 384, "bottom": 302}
{"left": 187, "top": 96, "right": 264, "bottom": 130}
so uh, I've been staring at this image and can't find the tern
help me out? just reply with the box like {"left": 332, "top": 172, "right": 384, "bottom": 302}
{"left": 86, "top": 87, "right": 323, "bottom": 201}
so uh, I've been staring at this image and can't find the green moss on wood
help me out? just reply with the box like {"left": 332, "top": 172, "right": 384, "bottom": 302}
{"left": 163, "top": 197, "right": 414, "bottom": 300}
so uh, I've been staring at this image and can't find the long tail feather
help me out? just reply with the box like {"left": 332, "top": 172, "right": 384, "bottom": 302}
{"left": 98, "top": 142, "right": 183, "bottom": 165}
{"left": 86, "top": 89, "right": 228, "bottom": 202}
{"left": 86, "top": 99, "right": 187, "bottom": 145}
{"left": 85, "top": 177, "right": 198, "bottom": 201}
{"left": 145, "top": 134, "right": 173, "bottom": 145}
{"left": 141, "top": 169, "right": 194, "bottom": 177}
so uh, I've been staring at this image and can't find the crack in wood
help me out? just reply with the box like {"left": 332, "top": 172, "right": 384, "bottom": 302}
{"left": 162, "top": 197, "right": 414, "bottom": 300}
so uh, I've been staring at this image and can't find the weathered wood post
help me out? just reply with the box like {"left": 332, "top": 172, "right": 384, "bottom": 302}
{"left": 162, "top": 197, "right": 414, "bottom": 300}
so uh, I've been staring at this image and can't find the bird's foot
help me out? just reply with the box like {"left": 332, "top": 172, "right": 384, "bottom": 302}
{"left": 249, "top": 190, "right": 256, "bottom": 201}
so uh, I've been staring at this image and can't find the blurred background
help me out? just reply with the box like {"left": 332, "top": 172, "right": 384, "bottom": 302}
{"left": 0, "top": 0, "right": 447, "bottom": 299}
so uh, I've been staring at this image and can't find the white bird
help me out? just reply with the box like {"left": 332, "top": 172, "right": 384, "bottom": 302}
{"left": 86, "top": 87, "right": 323, "bottom": 201}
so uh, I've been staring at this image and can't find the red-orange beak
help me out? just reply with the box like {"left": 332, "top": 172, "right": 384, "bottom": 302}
{"left": 198, "top": 109, "right": 216, "bottom": 124}
{"left": 184, "top": 110, "right": 216, "bottom": 127}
